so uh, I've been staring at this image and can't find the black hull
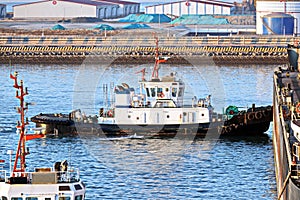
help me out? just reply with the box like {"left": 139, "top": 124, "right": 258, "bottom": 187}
{"left": 31, "top": 111, "right": 272, "bottom": 138}
{"left": 273, "top": 59, "right": 300, "bottom": 199}
{"left": 287, "top": 44, "right": 299, "bottom": 69}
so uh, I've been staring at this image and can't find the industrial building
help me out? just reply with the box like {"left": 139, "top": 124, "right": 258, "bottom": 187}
{"left": 0, "top": 4, "right": 6, "bottom": 18}
{"left": 13, "top": 0, "right": 140, "bottom": 19}
{"left": 145, "top": 0, "right": 234, "bottom": 16}
{"left": 256, "top": 0, "right": 300, "bottom": 35}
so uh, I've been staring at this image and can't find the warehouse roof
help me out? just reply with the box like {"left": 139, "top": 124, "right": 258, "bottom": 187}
{"left": 14, "top": 0, "right": 139, "bottom": 8}
{"left": 145, "top": 0, "right": 234, "bottom": 8}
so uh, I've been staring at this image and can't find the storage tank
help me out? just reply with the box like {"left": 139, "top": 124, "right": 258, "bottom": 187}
{"left": 262, "top": 13, "right": 294, "bottom": 35}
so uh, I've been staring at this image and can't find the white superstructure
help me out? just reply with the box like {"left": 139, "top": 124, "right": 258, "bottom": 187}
{"left": 97, "top": 37, "right": 213, "bottom": 134}
{"left": 0, "top": 72, "right": 86, "bottom": 200}
{"left": 0, "top": 164, "right": 86, "bottom": 200}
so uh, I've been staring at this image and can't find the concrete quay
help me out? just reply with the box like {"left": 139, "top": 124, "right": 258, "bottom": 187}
{"left": 0, "top": 35, "right": 294, "bottom": 65}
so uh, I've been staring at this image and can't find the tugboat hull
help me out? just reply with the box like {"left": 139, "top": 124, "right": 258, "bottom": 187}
{"left": 31, "top": 105, "right": 272, "bottom": 137}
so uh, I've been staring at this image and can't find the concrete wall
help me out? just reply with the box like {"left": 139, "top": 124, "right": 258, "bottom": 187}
{"left": 146, "top": 1, "right": 231, "bottom": 16}
{"left": 256, "top": 1, "right": 300, "bottom": 35}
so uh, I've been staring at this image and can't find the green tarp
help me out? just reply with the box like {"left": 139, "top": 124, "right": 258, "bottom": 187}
{"left": 122, "top": 23, "right": 151, "bottom": 29}
{"left": 170, "top": 15, "right": 229, "bottom": 25}
{"left": 119, "top": 14, "right": 171, "bottom": 23}
{"left": 93, "top": 24, "right": 115, "bottom": 30}
{"left": 51, "top": 24, "right": 66, "bottom": 30}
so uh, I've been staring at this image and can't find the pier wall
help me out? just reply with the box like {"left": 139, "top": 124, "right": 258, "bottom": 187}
{"left": 0, "top": 35, "right": 296, "bottom": 65}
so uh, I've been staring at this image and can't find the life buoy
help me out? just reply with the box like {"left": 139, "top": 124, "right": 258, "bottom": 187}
{"left": 255, "top": 111, "right": 263, "bottom": 120}
{"left": 296, "top": 103, "right": 300, "bottom": 114}
{"left": 185, "top": 1, "right": 190, "bottom": 6}
{"left": 247, "top": 113, "right": 255, "bottom": 121}
{"left": 159, "top": 92, "right": 165, "bottom": 98}
{"left": 52, "top": 0, "right": 57, "bottom": 5}
{"left": 107, "top": 110, "right": 113, "bottom": 117}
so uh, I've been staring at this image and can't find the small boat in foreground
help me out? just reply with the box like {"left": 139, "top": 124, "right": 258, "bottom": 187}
{"left": 0, "top": 72, "right": 86, "bottom": 199}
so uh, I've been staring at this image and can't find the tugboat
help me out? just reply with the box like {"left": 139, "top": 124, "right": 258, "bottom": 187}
{"left": 0, "top": 72, "right": 86, "bottom": 199}
{"left": 31, "top": 37, "right": 273, "bottom": 137}
{"left": 272, "top": 41, "right": 300, "bottom": 200}
{"left": 97, "top": 36, "right": 213, "bottom": 136}
{"left": 31, "top": 104, "right": 272, "bottom": 136}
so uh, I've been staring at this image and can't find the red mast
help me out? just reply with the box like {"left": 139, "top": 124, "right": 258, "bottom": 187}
{"left": 151, "top": 36, "right": 159, "bottom": 79}
{"left": 151, "top": 35, "right": 168, "bottom": 80}
{"left": 10, "top": 71, "right": 29, "bottom": 176}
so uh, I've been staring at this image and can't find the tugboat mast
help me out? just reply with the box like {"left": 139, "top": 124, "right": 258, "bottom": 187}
{"left": 151, "top": 36, "right": 161, "bottom": 80}
{"left": 10, "top": 72, "right": 29, "bottom": 176}
{"left": 151, "top": 35, "right": 168, "bottom": 80}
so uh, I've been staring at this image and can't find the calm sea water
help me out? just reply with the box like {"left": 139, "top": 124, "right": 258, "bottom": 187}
{"left": 0, "top": 61, "right": 278, "bottom": 199}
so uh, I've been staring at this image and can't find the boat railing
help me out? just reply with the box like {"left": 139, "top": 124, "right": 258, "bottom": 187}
{"left": 56, "top": 167, "right": 81, "bottom": 183}
{"left": 9, "top": 167, "right": 81, "bottom": 184}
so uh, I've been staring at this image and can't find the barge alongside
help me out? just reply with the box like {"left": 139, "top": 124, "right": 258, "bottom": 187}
{"left": 273, "top": 43, "right": 300, "bottom": 199}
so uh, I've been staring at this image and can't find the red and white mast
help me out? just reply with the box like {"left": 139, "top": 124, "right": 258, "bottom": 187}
{"left": 10, "top": 71, "right": 29, "bottom": 176}
{"left": 151, "top": 35, "right": 160, "bottom": 79}
{"left": 151, "top": 35, "right": 168, "bottom": 80}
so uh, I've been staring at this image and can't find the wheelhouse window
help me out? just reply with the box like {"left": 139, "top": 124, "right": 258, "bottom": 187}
{"left": 58, "top": 197, "right": 71, "bottom": 200}
{"left": 146, "top": 88, "right": 150, "bottom": 97}
{"left": 157, "top": 88, "right": 163, "bottom": 97}
{"left": 150, "top": 88, "right": 156, "bottom": 97}
{"left": 75, "top": 195, "right": 84, "bottom": 200}
{"left": 1, "top": 197, "right": 8, "bottom": 200}
{"left": 11, "top": 198, "right": 22, "bottom": 200}
{"left": 171, "top": 88, "right": 177, "bottom": 97}
{"left": 75, "top": 184, "right": 83, "bottom": 190}
{"left": 178, "top": 88, "right": 184, "bottom": 97}
{"left": 26, "top": 198, "right": 38, "bottom": 200}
